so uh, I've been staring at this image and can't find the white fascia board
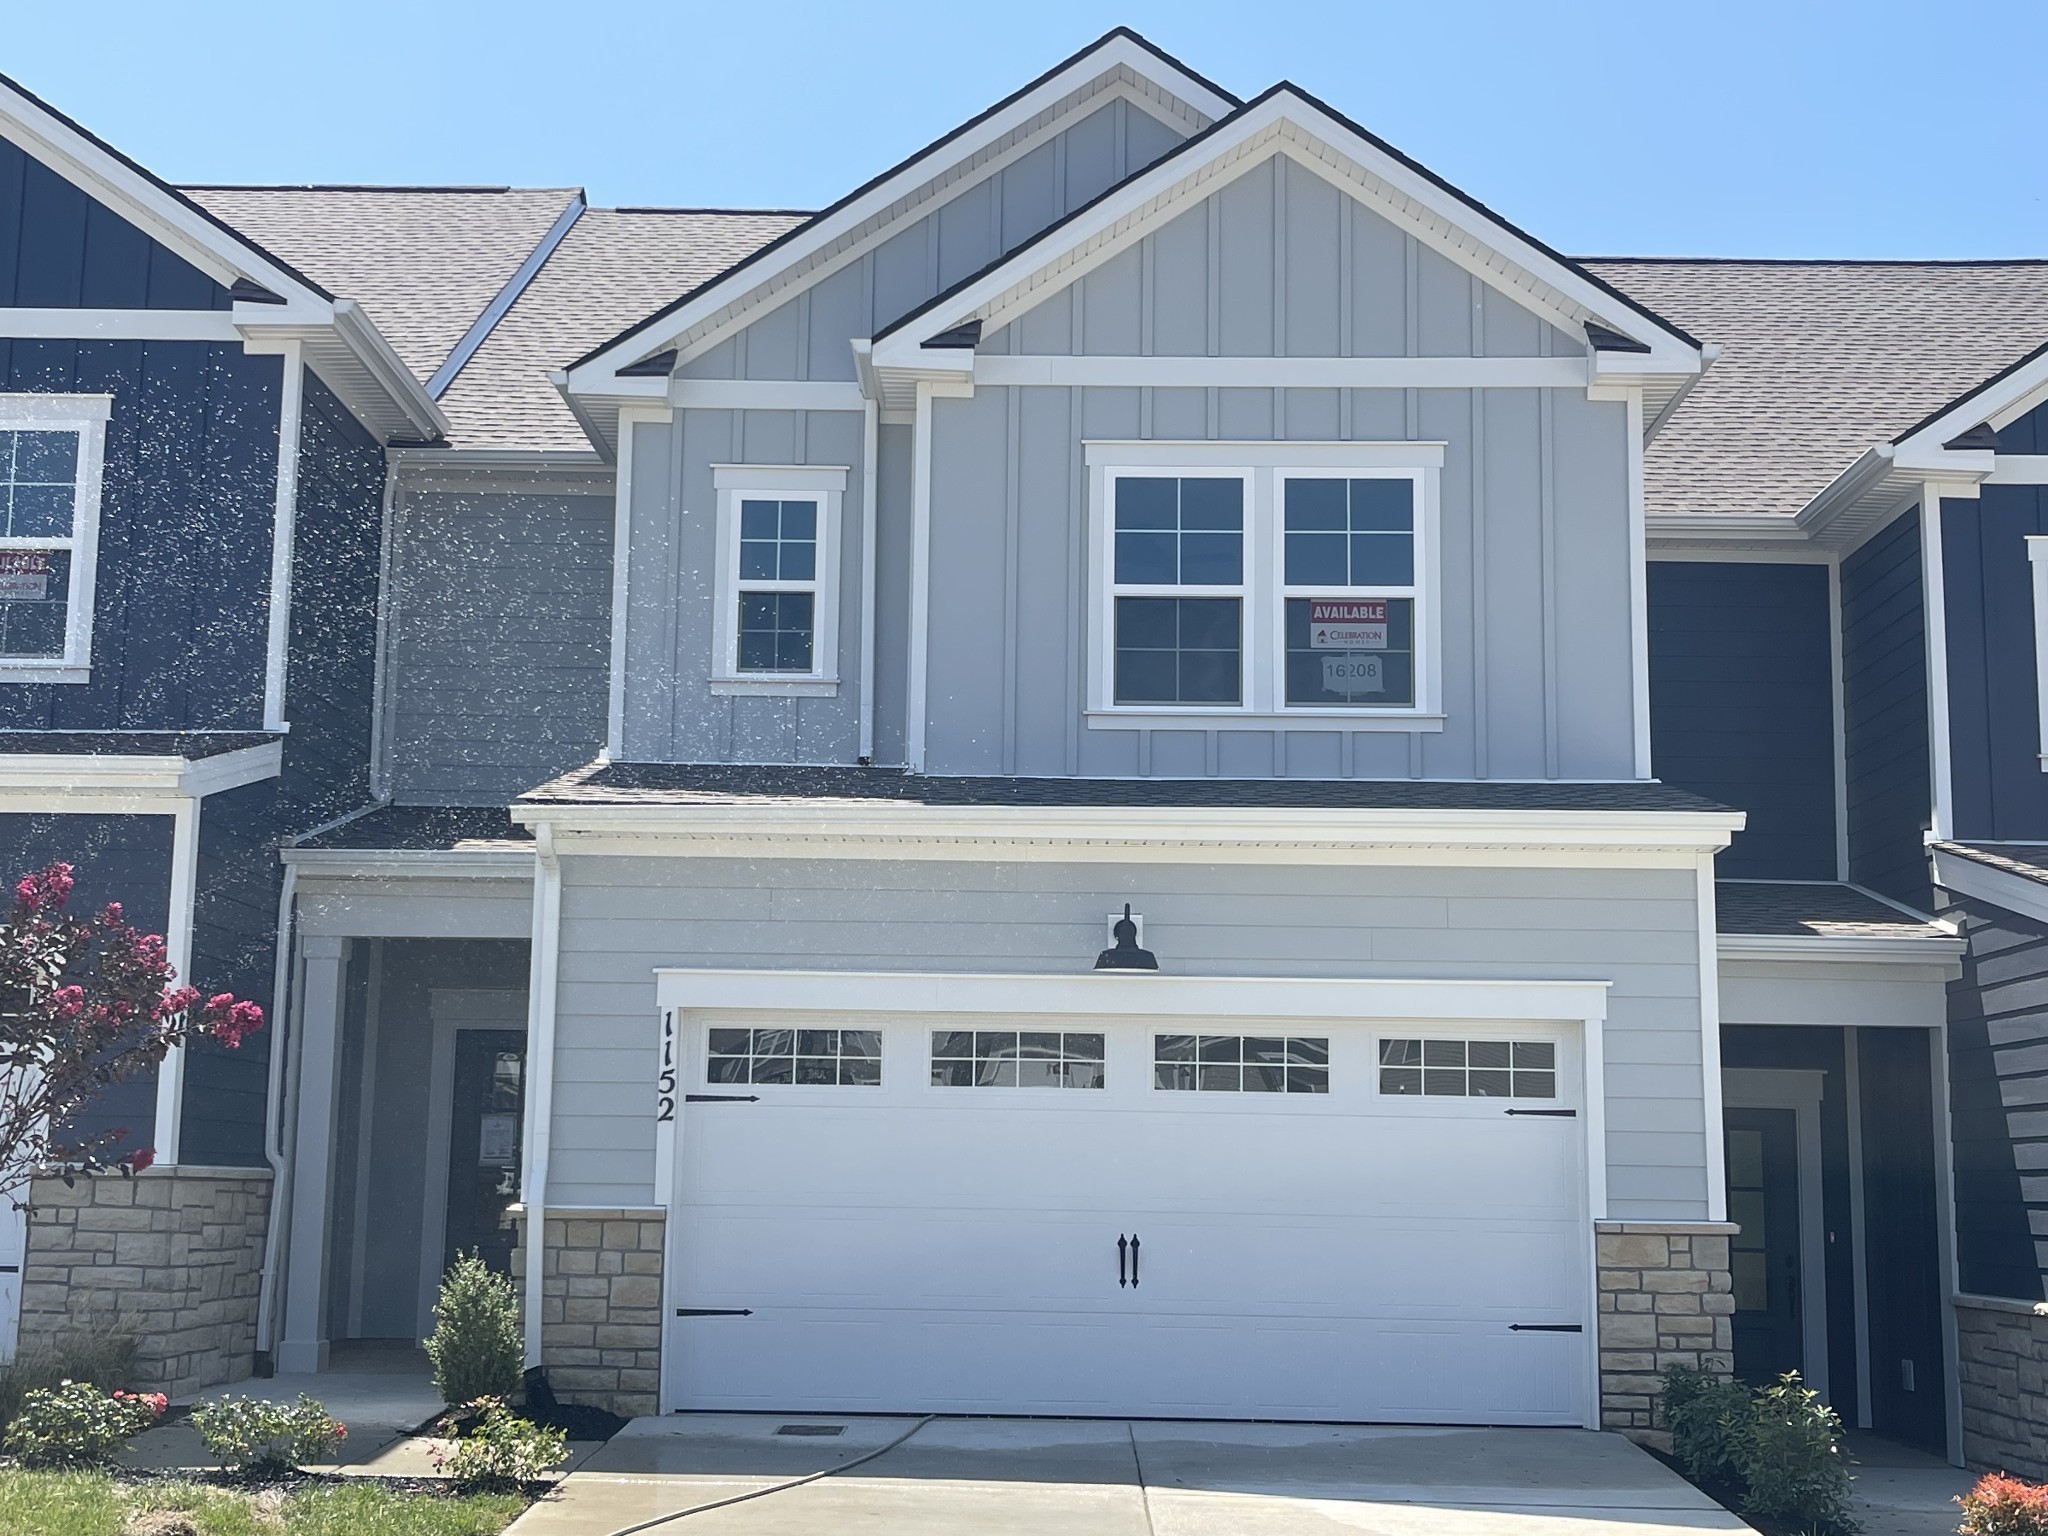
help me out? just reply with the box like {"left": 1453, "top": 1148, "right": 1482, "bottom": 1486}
{"left": 0, "top": 309, "right": 243, "bottom": 341}
{"left": 280, "top": 847, "right": 535, "bottom": 879}
{"left": 656, "top": 966, "right": 1612, "bottom": 1026}
{"left": 1716, "top": 933, "right": 1965, "bottom": 965}
{"left": 1896, "top": 348, "right": 2048, "bottom": 459}
{"left": 563, "top": 37, "right": 1236, "bottom": 390}
{"left": 1932, "top": 847, "right": 2048, "bottom": 929}
{"left": 870, "top": 91, "right": 1699, "bottom": 375}
{"left": 237, "top": 302, "right": 448, "bottom": 444}
{"left": 514, "top": 800, "right": 1746, "bottom": 861}
{"left": 0, "top": 740, "right": 279, "bottom": 798}
{"left": 178, "top": 741, "right": 284, "bottom": 798}
{"left": 0, "top": 84, "right": 325, "bottom": 305}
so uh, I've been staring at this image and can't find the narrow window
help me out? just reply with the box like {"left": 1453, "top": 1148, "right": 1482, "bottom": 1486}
{"left": 1281, "top": 475, "right": 1418, "bottom": 708}
{"left": 1110, "top": 474, "right": 1245, "bottom": 706}
{"left": 711, "top": 465, "right": 846, "bottom": 693}
{"left": 0, "top": 395, "right": 110, "bottom": 680}
{"left": 736, "top": 499, "right": 818, "bottom": 673}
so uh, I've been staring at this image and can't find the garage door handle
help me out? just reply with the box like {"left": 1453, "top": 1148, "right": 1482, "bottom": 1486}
{"left": 675, "top": 1307, "right": 753, "bottom": 1317}
{"left": 1505, "top": 1108, "right": 1576, "bottom": 1117}
{"left": 1117, "top": 1234, "right": 1128, "bottom": 1288}
{"left": 1130, "top": 1233, "right": 1139, "bottom": 1287}
{"left": 1509, "top": 1323, "right": 1583, "bottom": 1333}
{"left": 686, "top": 1093, "right": 760, "bottom": 1103}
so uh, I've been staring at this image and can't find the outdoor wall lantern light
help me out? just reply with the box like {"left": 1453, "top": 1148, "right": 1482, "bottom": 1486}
{"left": 1095, "top": 904, "right": 1158, "bottom": 971}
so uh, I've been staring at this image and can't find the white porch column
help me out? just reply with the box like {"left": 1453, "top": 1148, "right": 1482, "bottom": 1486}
{"left": 278, "top": 935, "right": 346, "bottom": 1374}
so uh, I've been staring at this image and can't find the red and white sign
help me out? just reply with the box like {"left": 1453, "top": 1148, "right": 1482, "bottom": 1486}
{"left": 1309, "top": 598, "right": 1386, "bottom": 651}
{"left": 0, "top": 551, "right": 50, "bottom": 602}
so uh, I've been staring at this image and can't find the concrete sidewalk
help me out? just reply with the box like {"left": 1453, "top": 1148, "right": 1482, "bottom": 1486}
{"left": 506, "top": 1416, "right": 1747, "bottom": 1535}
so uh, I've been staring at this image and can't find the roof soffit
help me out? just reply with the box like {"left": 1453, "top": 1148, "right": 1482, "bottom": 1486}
{"left": 563, "top": 35, "right": 1236, "bottom": 390}
{"left": 867, "top": 90, "right": 1702, "bottom": 384}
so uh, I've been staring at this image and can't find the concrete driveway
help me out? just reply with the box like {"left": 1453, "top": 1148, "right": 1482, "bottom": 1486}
{"left": 507, "top": 1416, "right": 1746, "bottom": 1534}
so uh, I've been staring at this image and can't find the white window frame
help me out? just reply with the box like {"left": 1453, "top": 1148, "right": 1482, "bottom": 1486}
{"left": 1084, "top": 441, "right": 1444, "bottom": 730}
{"left": 2029, "top": 535, "right": 2048, "bottom": 770}
{"left": 0, "top": 393, "right": 112, "bottom": 684}
{"left": 710, "top": 463, "right": 846, "bottom": 697}
{"left": 1102, "top": 465, "right": 1253, "bottom": 710}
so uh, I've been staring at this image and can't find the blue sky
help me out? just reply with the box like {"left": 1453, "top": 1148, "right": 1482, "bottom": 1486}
{"left": 6, "top": 1, "right": 2044, "bottom": 259}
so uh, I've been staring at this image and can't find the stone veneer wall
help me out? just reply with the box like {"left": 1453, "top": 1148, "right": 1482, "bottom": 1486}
{"left": 1957, "top": 1292, "right": 2048, "bottom": 1476}
{"left": 19, "top": 1166, "right": 271, "bottom": 1397}
{"left": 510, "top": 1206, "right": 664, "bottom": 1418}
{"left": 1596, "top": 1220, "right": 1736, "bottom": 1441}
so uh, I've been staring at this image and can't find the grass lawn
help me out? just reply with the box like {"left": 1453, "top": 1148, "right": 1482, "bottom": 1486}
{"left": 0, "top": 1469, "right": 528, "bottom": 1536}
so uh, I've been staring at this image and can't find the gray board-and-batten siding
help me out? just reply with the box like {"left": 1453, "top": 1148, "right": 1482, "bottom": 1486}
{"left": 622, "top": 153, "right": 1634, "bottom": 778}
{"left": 542, "top": 854, "right": 1710, "bottom": 1220}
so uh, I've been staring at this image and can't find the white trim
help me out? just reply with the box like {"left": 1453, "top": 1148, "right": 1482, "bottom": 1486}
{"left": 519, "top": 828, "right": 562, "bottom": 1368}
{"left": 1988, "top": 458, "right": 2048, "bottom": 485}
{"left": 1921, "top": 486, "right": 1956, "bottom": 841}
{"left": 710, "top": 464, "right": 846, "bottom": 691}
{"left": 280, "top": 846, "right": 532, "bottom": 878}
{"left": 1716, "top": 932, "right": 1965, "bottom": 965}
{"left": 2029, "top": 536, "right": 2048, "bottom": 771}
{"left": 605, "top": 410, "right": 663, "bottom": 758}
{"left": 367, "top": 466, "right": 400, "bottom": 799}
{"left": 858, "top": 397, "right": 879, "bottom": 763}
{"left": 1698, "top": 854, "right": 1728, "bottom": 1224}
{"left": 1830, "top": 559, "right": 1850, "bottom": 880}
{"left": 1845, "top": 1028, "right": 1873, "bottom": 1429}
{"left": 1723, "top": 1067, "right": 1830, "bottom": 1401}
{"left": 278, "top": 935, "right": 346, "bottom": 1374}
{"left": 1626, "top": 392, "right": 1651, "bottom": 779}
{"left": 906, "top": 383, "right": 935, "bottom": 771}
{"left": 670, "top": 379, "right": 865, "bottom": 412}
{"left": 1086, "top": 709, "right": 1447, "bottom": 732}
{"left": 415, "top": 988, "right": 528, "bottom": 1341}
{"left": 1930, "top": 847, "right": 2048, "bottom": 928}
{"left": 0, "top": 392, "right": 111, "bottom": 679}
{"left": 974, "top": 354, "right": 1588, "bottom": 391}
{"left": 564, "top": 36, "right": 1237, "bottom": 386}
{"left": 262, "top": 344, "right": 304, "bottom": 730}
{"left": 147, "top": 798, "right": 200, "bottom": 1166}
{"left": 0, "top": 308, "right": 242, "bottom": 341}
{"left": 0, "top": 741, "right": 279, "bottom": 799}
{"left": 252, "top": 862, "right": 296, "bottom": 1360}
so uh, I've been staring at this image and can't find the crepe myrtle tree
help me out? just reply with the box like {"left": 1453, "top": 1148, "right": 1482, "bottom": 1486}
{"left": 0, "top": 862, "right": 262, "bottom": 1197}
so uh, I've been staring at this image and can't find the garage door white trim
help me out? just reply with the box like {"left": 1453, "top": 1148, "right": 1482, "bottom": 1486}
{"left": 650, "top": 968, "right": 1611, "bottom": 1424}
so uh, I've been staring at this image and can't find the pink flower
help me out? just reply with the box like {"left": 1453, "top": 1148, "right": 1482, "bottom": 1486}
{"left": 127, "top": 1147, "right": 155, "bottom": 1173}
{"left": 13, "top": 864, "right": 74, "bottom": 914}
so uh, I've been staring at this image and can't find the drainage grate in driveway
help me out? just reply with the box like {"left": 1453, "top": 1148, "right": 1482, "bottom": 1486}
{"left": 775, "top": 1424, "right": 845, "bottom": 1437}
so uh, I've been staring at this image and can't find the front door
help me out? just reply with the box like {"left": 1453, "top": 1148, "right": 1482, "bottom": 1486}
{"left": 1726, "top": 1107, "right": 1803, "bottom": 1384}
{"left": 443, "top": 1031, "right": 525, "bottom": 1277}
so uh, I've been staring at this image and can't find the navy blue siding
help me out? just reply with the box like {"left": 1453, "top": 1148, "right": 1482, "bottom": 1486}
{"left": 1945, "top": 487, "right": 2048, "bottom": 841}
{"left": 1841, "top": 510, "right": 1933, "bottom": 909}
{"left": 1648, "top": 561, "right": 1836, "bottom": 879}
{"left": 279, "top": 372, "right": 383, "bottom": 823}
{"left": 1996, "top": 400, "right": 2048, "bottom": 455}
{"left": 0, "top": 812, "right": 171, "bottom": 1158}
{"left": 0, "top": 137, "right": 229, "bottom": 310}
{"left": 1941, "top": 892, "right": 2048, "bottom": 1300}
{"left": 0, "top": 340, "right": 280, "bottom": 729}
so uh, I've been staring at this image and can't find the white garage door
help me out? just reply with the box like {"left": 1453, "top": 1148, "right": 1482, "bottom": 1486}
{"left": 662, "top": 1012, "right": 1589, "bottom": 1424}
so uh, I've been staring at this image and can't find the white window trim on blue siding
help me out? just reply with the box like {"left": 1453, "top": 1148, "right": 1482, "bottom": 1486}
{"left": 709, "top": 463, "right": 848, "bottom": 697}
{"left": 1084, "top": 440, "right": 1445, "bottom": 731}
{"left": 0, "top": 392, "right": 112, "bottom": 684}
{"left": 2028, "top": 535, "right": 2048, "bottom": 770}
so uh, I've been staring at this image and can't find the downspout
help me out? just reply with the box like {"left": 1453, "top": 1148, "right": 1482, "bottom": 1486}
{"left": 857, "top": 396, "right": 879, "bottom": 764}
{"left": 520, "top": 824, "right": 563, "bottom": 1368}
{"left": 252, "top": 861, "right": 298, "bottom": 1368}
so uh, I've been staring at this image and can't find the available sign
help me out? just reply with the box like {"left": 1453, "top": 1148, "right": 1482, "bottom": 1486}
{"left": 0, "top": 551, "right": 49, "bottom": 602}
{"left": 1309, "top": 598, "right": 1386, "bottom": 650}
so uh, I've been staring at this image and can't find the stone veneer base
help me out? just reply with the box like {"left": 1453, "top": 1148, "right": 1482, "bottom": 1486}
{"left": 510, "top": 1206, "right": 664, "bottom": 1419}
{"left": 1595, "top": 1221, "right": 1736, "bottom": 1443}
{"left": 19, "top": 1165, "right": 271, "bottom": 1398}
{"left": 1956, "top": 1291, "right": 2048, "bottom": 1477}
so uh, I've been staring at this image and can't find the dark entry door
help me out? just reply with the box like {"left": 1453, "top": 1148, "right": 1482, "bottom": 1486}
{"left": 444, "top": 1031, "right": 525, "bottom": 1278}
{"left": 1726, "top": 1107, "right": 1803, "bottom": 1385}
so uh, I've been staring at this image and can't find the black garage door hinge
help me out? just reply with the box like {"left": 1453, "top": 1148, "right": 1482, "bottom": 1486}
{"left": 1505, "top": 1108, "right": 1577, "bottom": 1117}
{"left": 675, "top": 1307, "right": 754, "bottom": 1318}
{"left": 1509, "top": 1323, "right": 1584, "bottom": 1333}
{"left": 685, "top": 1093, "right": 759, "bottom": 1103}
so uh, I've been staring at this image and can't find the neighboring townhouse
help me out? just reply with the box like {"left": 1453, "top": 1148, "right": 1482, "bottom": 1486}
{"left": 5, "top": 26, "right": 2048, "bottom": 1476}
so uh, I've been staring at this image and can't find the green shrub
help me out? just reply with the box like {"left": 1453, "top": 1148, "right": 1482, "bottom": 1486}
{"left": 1958, "top": 1472, "right": 2048, "bottom": 1535}
{"left": 2, "top": 1378, "right": 164, "bottom": 1467}
{"left": 0, "top": 1311, "right": 140, "bottom": 1430}
{"left": 190, "top": 1393, "right": 345, "bottom": 1474}
{"left": 1661, "top": 1365, "right": 1859, "bottom": 1535}
{"left": 425, "top": 1253, "right": 523, "bottom": 1406}
{"left": 431, "top": 1396, "right": 569, "bottom": 1490}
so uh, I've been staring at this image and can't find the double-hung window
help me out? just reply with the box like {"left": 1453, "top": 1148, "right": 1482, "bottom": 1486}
{"left": 0, "top": 394, "right": 110, "bottom": 682}
{"left": 711, "top": 464, "right": 845, "bottom": 695}
{"left": 1089, "top": 443, "right": 1440, "bottom": 725}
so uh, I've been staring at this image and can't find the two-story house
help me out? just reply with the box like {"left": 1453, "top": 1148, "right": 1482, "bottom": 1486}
{"left": 9, "top": 28, "right": 2048, "bottom": 1476}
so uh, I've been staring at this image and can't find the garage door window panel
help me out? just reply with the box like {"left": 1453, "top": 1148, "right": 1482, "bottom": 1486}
{"left": 1378, "top": 1038, "right": 1556, "bottom": 1099}
{"left": 709, "top": 1026, "right": 881, "bottom": 1086}
{"left": 931, "top": 1030, "right": 1105, "bottom": 1089}
{"left": 1155, "top": 1034, "right": 1328, "bottom": 1093}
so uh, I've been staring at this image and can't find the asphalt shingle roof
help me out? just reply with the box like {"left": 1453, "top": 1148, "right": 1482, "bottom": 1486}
{"left": 1715, "top": 880, "right": 1947, "bottom": 940}
{"left": 519, "top": 759, "right": 1731, "bottom": 813}
{"left": 293, "top": 805, "right": 533, "bottom": 853}
{"left": 1584, "top": 259, "right": 2048, "bottom": 520}
{"left": 436, "top": 208, "right": 807, "bottom": 450}
{"left": 184, "top": 186, "right": 580, "bottom": 388}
